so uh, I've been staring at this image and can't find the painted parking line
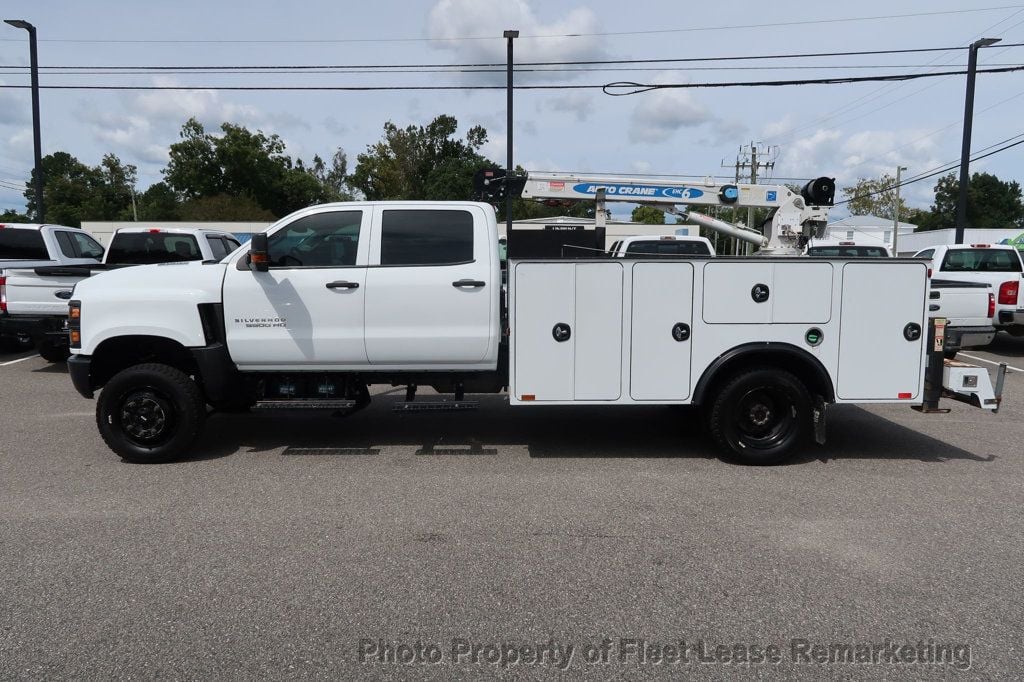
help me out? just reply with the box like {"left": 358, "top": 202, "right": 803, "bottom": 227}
{"left": 0, "top": 354, "right": 39, "bottom": 366}
{"left": 958, "top": 352, "right": 1024, "bottom": 373}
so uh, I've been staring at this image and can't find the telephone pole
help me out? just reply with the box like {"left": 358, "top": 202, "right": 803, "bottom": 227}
{"left": 733, "top": 142, "right": 776, "bottom": 254}
{"left": 892, "top": 166, "right": 907, "bottom": 256}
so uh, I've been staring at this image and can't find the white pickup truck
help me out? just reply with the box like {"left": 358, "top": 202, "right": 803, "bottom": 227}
{"left": 66, "top": 198, "right": 1003, "bottom": 466}
{"left": 0, "top": 223, "right": 105, "bottom": 355}
{"left": 608, "top": 235, "right": 715, "bottom": 257}
{"left": 914, "top": 244, "right": 1024, "bottom": 336}
{"left": 1, "top": 226, "right": 240, "bottom": 361}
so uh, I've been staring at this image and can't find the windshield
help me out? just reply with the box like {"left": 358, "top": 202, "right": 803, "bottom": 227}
{"left": 941, "top": 248, "right": 1022, "bottom": 273}
{"left": 624, "top": 240, "right": 711, "bottom": 256}
{"left": 807, "top": 245, "right": 889, "bottom": 258}
{"left": 0, "top": 228, "right": 48, "bottom": 260}
{"left": 107, "top": 233, "right": 202, "bottom": 265}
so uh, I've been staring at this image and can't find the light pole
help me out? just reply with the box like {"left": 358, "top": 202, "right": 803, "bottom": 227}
{"left": 892, "top": 166, "right": 907, "bottom": 256}
{"left": 4, "top": 19, "right": 43, "bottom": 222}
{"left": 955, "top": 37, "right": 1001, "bottom": 244}
{"left": 503, "top": 30, "right": 518, "bottom": 245}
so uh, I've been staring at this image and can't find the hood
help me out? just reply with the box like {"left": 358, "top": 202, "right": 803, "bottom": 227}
{"left": 73, "top": 260, "right": 228, "bottom": 304}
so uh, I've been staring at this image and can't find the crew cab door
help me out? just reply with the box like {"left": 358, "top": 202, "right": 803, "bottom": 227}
{"left": 222, "top": 208, "right": 370, "bottom": 367}
{"left": 363, "top": 205, "right": 495, "bottom": 365}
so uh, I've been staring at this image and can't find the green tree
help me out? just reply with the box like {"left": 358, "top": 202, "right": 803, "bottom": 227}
{"left": 164, "top": 118, "right": 340, "bottom": 218}
{"left": 137, "top": 182, "right": 181, "bottom": 221}
{"left": 24, "top": 152, "right": 137, "bottom": 226}
{"left": 916, "top": 172, "right": 1024, "bottom": 231}
{"left": 178, "top": 194, "right": 276, "bottom": 221}
{"left": 350, "top": 115, "right": 491, "bottom": 201}
{"left": 840, "top": 174, "right": 909, "bottom": 220}
{"left": 0, "top": 209, "right": 30, "bottom": 222}
{"left": 631, "top": 205, "right": 667, "bottom": 224}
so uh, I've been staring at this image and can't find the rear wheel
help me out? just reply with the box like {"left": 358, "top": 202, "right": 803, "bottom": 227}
{"left": 707, "top": 367, "right": 811, "bottom": 465}
{"left": 38, "top": 341, "right": 71, "bottom": 363}
{"left": 96, "top": 363, "right": 206, "bottom": 463}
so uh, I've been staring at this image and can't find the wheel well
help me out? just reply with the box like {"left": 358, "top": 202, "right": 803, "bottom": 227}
{"left": 693, "top": 343, "right": 835, "bottom": 405}
{"left": 90, "top": 336, "right": 199, "bottom": 391}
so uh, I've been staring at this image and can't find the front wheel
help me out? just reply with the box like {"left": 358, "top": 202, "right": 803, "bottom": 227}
{"left": 707, "top": 367, "right": 811, "bottom": 465}
{"left": 96, "top": 363, "right": 206, "bottom": 463}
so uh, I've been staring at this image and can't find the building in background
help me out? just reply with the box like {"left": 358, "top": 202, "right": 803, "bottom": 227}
{"left": 824, "top": 215, "right": 916, "bottom": 250}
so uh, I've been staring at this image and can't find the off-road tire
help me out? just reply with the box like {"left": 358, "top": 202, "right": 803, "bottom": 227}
{"left": 96, "top": 363, "right": 206, "bottom": 463}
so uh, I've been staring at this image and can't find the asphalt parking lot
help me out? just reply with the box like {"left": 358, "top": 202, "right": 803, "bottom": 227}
{"left": 1, "top": 339, "right": 1023, "bottom": 679}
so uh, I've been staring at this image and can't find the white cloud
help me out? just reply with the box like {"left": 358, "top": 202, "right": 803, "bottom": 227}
{"left": 0, "top": 81, "right": 29, "bottom": 126}
{"left": 628, "top": 82, "right": 712, "bottom": 144}
{"left": 539, "top": 93, "right": 593, "bottom": 122}
{"left": 427, "top": 0, "right": 607, "bottom": 83}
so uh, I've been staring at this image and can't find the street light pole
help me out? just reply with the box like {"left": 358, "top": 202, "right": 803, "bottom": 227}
{"left": 4, "top": 19, "right": 44, "bottom": 222}
{"left": 893, "top": 166, "right": 907, "bottom": 256}
{"left": 503, "top": 30, "right": 518, "bottom": 245}
{"left": 955, "top": 37, "right": 1000, "bottom": 244}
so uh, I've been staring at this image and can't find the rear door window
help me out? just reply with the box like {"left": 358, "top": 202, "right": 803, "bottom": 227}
{"left": 55, "top": 231, "right": 77, "bottom": 258}
{"left": 70, "top": 232, "right": 103, "bottom": 260}
{"left": 207, "top": 236, "right": 230, "bottom": 261}
{"left": 941, "top": 248, "right": 1023, "bottom": 273}
{"left": 624, "top": 240, "right": 711, "bottom": 256}
{"left": 0, "top": 228, "right": 48, "bottom": 259}
{"left": 380, "top": 209, "right": 474, "bottom": 266}
{"left": 106, "top": 232, "right": 202, "bottom": 264}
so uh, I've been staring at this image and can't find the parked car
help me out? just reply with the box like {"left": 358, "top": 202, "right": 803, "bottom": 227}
{"left": 914, "top": 244, "right": 1024, "bottom": 336}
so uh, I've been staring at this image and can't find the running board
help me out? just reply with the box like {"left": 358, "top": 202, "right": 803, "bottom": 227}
{"left": 393, "top": 401, "right": 479, "bottom": 412}
{"left": 254, "top": 400, "right": 357, "bottom": 410}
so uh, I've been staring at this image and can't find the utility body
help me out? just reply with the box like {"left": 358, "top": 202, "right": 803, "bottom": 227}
{"left": 66, "top": 173, "right": 1003, "bottom": 465}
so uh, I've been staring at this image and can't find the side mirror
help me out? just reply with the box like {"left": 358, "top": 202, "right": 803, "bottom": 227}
{"left": 249, "top": 233, "right": 270, "bottom": 272}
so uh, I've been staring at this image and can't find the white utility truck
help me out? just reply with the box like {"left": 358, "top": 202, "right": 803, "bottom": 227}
{"left": 66, "top": 173, "right": 1003, "bottom": 465}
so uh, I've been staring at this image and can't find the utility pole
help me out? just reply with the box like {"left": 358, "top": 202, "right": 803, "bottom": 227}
{"left": 955, "top": 37, "right": 1000, "bottom": 244}
{"left": 503, "top": 29, "right": 519, "bottom": 245}
{"left": 892, "top": 166, "right": 907, "bottom": 256}
{"left": 734, "top": 142, "right": 776, "bottom": 254}
{"left": 5, "top": 19, "right": 44, "bottom": 222}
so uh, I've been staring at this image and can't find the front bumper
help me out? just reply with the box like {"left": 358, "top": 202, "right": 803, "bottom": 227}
{"left": 0, "top": 314, "right": 68, "bottom": 343}
{"left": 945, "top": 325, "right": 996, "bottom": 350}
{"left": 67, "top": 354, "right": 93, "bottom": 398}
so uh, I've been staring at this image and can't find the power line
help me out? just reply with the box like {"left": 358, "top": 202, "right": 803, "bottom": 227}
{"left": 8, "top": 44, "right": 1023, "bottom": 71}
{"left": 1, "top": 6, "right": 1020, "bottom": 44}
{"left": 1, "top": 65, "right": 1022, "bottom": 93}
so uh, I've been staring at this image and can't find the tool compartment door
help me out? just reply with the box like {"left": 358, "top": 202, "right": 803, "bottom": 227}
{"left": 630, "top": 262, "right": 694, "bottom": 400}
{"left": 837, "top": 262, "right": 927, "bottom": 400}
{"left": 512, "top": 261, "right": 623, "bottom": 402}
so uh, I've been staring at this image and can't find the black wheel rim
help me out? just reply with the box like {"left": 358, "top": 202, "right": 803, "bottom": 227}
{"left": 735, "top": 387, "right": 795, "bottom": 449}
{"left": 118, "top": 388, "right": 175, "bottom": 446}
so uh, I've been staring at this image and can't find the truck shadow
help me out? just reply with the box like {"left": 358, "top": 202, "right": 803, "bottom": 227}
{"left": 986, "top": 332, "right": 1024, "bottom": 358}
{"left": 185, "top": 396, "right": 990, "bottom": 465}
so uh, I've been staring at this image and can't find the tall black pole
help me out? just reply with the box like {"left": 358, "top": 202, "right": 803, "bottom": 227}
{"left": 5, "top": 19, "right": 44, "bottom": 222}
{"left": 503, "top": 30, "right": 518, "bottom": 243}
{"left": 955, "top": 38, "right": 1000, "bottom": 244}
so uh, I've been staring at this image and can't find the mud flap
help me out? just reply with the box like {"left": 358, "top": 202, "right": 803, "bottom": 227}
{"left": 812, "top": 396, "right": 827, "bottom": 445}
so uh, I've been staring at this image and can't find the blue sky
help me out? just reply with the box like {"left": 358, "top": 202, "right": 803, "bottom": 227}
{"left": 1, "top": 0, "right": 1023, "bottom": 217}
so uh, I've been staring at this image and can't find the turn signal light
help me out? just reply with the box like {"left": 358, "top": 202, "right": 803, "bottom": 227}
{"left": 70, "top": 330, "right": 81, "bottom": 345}
{"left": 998, "top": 281, "right": 1019, "bottom": 306}
{"left": 0, "top": 275, "right": 6, "bottom": 313}
{"left": 69, "top": 306, "right": 81, "bottom": 320}
{"left": 989, "top": 293, "right": 996, "bottom": 318}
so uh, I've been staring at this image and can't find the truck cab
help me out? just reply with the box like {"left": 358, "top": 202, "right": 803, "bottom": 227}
{"left": 805, "top": 240, "right": 892, "bottom": 258}
{"left": 104, "top": 227, "right": 241, "bottom": 265}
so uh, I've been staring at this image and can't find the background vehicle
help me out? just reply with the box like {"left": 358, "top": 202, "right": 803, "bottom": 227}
{"left": 2, "top": 227, "right": 240, "bottom": 361}
{"left": 0, "top": 224, "right": 104, "bottom": 354}
{"left": 929, "top": 279, "right": 996, "bottom": 358}
{"left": 914, "top": 244, "right": 1024, "bottom": 336}
{"left": 68, "top": 176, "right": 1001, "bottom": 467}
{"left": 103, "top": 227, "right": 241, "bottom": 265}
{"left": 607, "top": 235, "right": 715, "bottom": 257}
{"left": 805, "top": 240, "right": 892, "bottom": 257}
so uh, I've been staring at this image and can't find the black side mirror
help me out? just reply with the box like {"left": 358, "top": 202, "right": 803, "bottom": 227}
{"left": 249, "top": 233, "right": 270, "bottom": 272}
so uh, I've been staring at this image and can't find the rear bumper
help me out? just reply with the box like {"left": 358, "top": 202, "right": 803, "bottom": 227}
{"left": 997, "top": 309, "right": 1024, "bottom": 326}
{"left": 945, "top": 325, "right": 996, "bottom": 350}
{"left": 0, "top": 314, "right": 68, "bottom": 343}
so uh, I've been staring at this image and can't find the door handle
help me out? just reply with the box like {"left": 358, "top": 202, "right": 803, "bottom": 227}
{"left": 452, "top": 279, "right": 486, "bottom": 288}
{"left": 325, "top": 280, "right": 359, "bottom": 289}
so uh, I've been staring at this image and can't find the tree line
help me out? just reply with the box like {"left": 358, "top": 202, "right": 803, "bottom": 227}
{"left": 2, "top": 112, "right": 1020, "bottom": 232}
